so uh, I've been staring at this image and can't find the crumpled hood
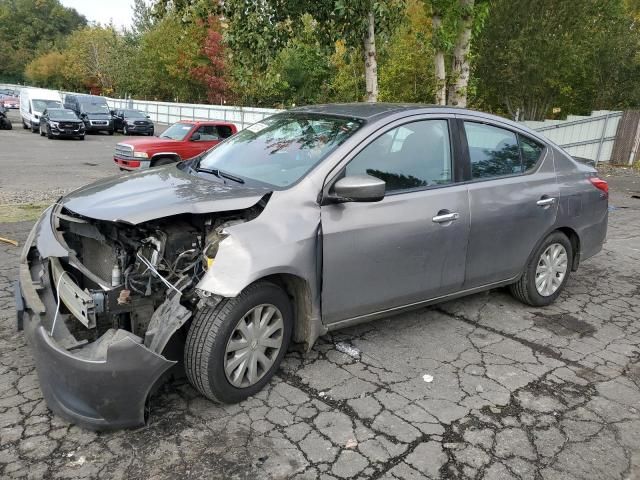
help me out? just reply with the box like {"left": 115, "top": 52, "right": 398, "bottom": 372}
{"left": 61, "top": 165, "right": 271, "bottom": 224}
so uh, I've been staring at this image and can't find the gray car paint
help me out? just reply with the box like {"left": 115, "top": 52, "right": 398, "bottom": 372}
{"left": 60, "top": 164, "right": 271, "bottom": 224}
{"left": 17, "top": 104, "right": 608, "bottom": 430}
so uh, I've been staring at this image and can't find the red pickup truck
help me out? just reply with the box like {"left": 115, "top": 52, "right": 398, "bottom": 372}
{"left": 113, "top": 120, "right": 237, "bottom": 171}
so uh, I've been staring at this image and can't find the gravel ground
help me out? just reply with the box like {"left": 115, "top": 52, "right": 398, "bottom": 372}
{"left": 1, "top": 115, "right": 640, "bottom": 479}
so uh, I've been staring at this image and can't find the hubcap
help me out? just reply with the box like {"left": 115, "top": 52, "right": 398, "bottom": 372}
{"left": 224, "top": 304, "right": 284, "bottom": 388}
{"left": 535, "top": 243, "right": 568, "bottom": 297}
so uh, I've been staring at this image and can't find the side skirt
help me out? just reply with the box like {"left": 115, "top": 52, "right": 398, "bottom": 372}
{"left": 325, "top": 276, "right": 519, "bottom": 332}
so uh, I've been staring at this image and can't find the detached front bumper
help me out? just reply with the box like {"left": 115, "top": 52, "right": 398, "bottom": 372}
{"left": 17, "top": 209, "right": 176, "bottom": 430}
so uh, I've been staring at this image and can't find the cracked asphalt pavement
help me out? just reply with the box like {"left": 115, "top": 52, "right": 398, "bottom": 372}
{"left": 1, "top": 174, "right": 639, "bottom": 479}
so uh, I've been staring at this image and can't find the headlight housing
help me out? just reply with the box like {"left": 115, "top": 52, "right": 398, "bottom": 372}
{"left": 49, "top": 121, "right": 58, "bottom": 128}
{"left": 133, "top": 151, "right": 149, "bottom": 159}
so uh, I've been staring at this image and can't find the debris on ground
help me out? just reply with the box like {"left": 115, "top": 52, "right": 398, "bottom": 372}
{"left": 0, "top": 236, "right": 18, "bottom": 246}
{"left": 423, "top": 374, "right": 434, "bottom": 383}
{"left": 345, "top": 438, "right": 358, "bottom": 449}
{"left": 335, "top": 342, "right": 361, "bottom": 359}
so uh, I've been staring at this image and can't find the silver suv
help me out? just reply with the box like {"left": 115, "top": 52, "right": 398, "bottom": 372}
{"left": 17, "top": 104, "right": 608, "bottom": 429}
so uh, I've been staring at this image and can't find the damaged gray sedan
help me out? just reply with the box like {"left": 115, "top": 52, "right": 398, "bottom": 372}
{"left": 16, "top": 104, "right": 608, "bottom": 429}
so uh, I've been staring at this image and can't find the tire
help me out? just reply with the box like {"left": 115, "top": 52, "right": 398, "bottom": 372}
{"left": 107, "top": 129, "right": 114, "bottom": 136}
{"left": 30, "top": 122, "right": 38, "bottom": 133}
{"left": 78, "top": 135, "right": 85, "bottom": 140}
{"left": 510, "top": 231, "right": 573, "bottom": 307}
{"left": 22, "top": 120, "right": 28, "bottom": 130}
{"left": 46, "top": 126, "right": 53, "bottom": 139}
{"left": 184, "top": 281, "right": 293, "bottom": 404}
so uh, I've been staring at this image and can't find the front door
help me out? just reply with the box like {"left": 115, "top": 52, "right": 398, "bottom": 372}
{"left": 459, "top": 119, "right": 559, "bottom": 288}
{"left": 320, "top": 118, "right": 470, "bottom": 324}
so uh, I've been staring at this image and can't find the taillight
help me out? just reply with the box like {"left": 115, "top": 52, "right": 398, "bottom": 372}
{"left": 589, "top": 177, "right": 608, "bottom": 196}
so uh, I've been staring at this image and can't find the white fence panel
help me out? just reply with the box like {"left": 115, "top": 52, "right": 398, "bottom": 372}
{"left": 523, "top": 110, "right": 622, "bottom": 164}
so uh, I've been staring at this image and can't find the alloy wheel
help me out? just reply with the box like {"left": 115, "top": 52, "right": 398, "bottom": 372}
{"left": 224, "top": 304, "right": 284, "bottom": 388}
{"left": 535, "top": 243, "right": 568, "bottom": 296}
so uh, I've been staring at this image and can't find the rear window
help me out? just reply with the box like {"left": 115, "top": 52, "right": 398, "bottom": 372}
{"left": 464, "top": 122, "right": 545, "bottom": 180}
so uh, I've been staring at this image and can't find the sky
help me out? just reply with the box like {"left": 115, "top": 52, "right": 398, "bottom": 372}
{"left": 60, "top": 0, "right": 137, "bottom": 30}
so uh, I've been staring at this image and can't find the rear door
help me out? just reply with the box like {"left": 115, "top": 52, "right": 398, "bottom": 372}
{"left": 458, "top": 116, "right": 559, "bottom": 288}
{"left": 320, "top": 116, "right": 470, "bottom": 324}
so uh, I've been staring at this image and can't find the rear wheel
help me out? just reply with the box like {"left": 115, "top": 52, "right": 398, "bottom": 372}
{"left": 184, "top": 282, "right": 293, "bottom": 403}
{"left": 510, "top": 231, "right": 573, "bottom": 307}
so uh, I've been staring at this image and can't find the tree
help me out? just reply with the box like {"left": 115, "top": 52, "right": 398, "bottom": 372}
{"left": 24, "top": 51, "right": 67, "bottom": 89}
{"left": 132, "top": 0, "right": 156, "bottom": 34}
{"left": 224, "top": 0, "right": 405, "bottom": 103}
{"left": 190, "top": 16, "right": 229, "bottom": 104}
{"left": 428, "top": 0, "right": 487, "bottom": 106}
{"left": 378, "top": 0, "right": 435, "bottom": 103}
{"left": 60, "top": 26, "right": 123, "bottom": 94}
{"left": 0, "top": 0, "right": 85, "bottom": 82}
{"left": 473, "top": 0, "right": 640, "bottom": 120}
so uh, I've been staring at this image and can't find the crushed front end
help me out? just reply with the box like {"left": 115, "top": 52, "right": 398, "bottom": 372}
{"left": 16, "top": 203, "right": 251, "bottom": 429}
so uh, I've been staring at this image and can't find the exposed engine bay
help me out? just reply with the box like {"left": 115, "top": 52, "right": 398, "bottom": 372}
{"left": 53, "top": 203, "right": 263, "bottom": 348}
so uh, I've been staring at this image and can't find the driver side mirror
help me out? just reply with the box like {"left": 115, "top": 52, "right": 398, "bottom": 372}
{"left": 329, "top": 175, "right": 386, "bottom": 203}
{"left": 190, "top": 132, "right": 201, "bottom": 141}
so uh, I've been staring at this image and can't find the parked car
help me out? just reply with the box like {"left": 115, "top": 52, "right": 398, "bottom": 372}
{"left": 39, "top": 108, "right": 85, "bottom": 140}
{"left": 112, "top": 109, "right": 154, "bottom": 135}
{"left": 113, "top": 120, "right": 236, "bottom": 170}
{"left": 20, "top": 88, "right": 63, "bottom": 132}
{"left": 2, "top": 95, "right": 19, "bottom": 109}
{"left": 0, "top": 103, "right": 12, "bottom": 130}
{"left": 64, "top": 94, "right": 114, "bottom": 135}
{"left": 17, "top": 104, "right": 608, "bottom": 430}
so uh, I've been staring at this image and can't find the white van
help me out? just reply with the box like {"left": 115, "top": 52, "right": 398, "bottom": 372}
{"left": 20, "top": 88, "right": 63, "bottom": 132}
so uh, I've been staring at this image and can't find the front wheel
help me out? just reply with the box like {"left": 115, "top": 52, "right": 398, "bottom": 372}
{"left": 510, "top": 231, "right": 573, "bottom": 307}
{"left": 184, "top": 282, "right": 293, "bottom": 403}
{"left": 39, "top": 124, "right": 45, "bottom": 136}
{"left": 30, "top": 122, "right": 38, "bottom": 133}
{"left": 107, "top": 129, "right": 114, "bottom": 136}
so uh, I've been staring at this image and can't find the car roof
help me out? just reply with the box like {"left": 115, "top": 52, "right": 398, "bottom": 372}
{"left": 175, "top": 120, "right": 235, "bottom": 126}
{"left": 288, "top": 103, "right": 543, "bottom": 142}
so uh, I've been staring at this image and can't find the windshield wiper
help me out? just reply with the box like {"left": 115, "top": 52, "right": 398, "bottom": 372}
{"left": 195, "top": 167, "right": 245, "bottom": 184}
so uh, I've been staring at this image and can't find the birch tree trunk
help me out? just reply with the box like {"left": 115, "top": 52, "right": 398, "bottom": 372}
{"left": 363, "top": 10, "right": 378, "bottom": 103}
{"left": 432, "top": 12, "right": 446, "bottom": 105}
{"left": 448, "top": 0, "right": 474, "bottom": 107}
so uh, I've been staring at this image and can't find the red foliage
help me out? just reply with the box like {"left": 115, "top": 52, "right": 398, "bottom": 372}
{"left": 191, "top": 16, "right": 229, "bottom": 104}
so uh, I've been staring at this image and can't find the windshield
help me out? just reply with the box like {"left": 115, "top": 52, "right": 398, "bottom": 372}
{"left": 160, "top": 122, "right": 193, "bottom": 140}
{"left": 49, "top": 109, "right": 78, "bottom": 120}
{"left": 123, "top": 110, "right": 146, "bottom": 118}
{"left": 32, "top": 99, "right": 62, "bottom": 112}
{"left": 80, "top": 102, "right": 109, "bottom": 114}
{"left": 197, "top": 114, "right": 363, "bottom": 188}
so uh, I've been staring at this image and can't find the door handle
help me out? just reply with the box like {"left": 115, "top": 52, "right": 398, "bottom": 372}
{"left": 432, "top": 212, "right": 460, "bottom": 223}
{"left": 536, "top": 197, "right": 556, "bottom": 207}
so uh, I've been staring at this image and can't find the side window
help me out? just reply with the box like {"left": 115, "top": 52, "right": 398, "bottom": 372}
{"left": 345, "top": 120, "right": 452, "bottom": 193}
{"left": 217, "top": 125, "right": 234, "bottom": 139}
{"left": 464, "top": 122, "right": 521, "bottom": 179}
{"left": 194, "top": 125, "right": 220, "bottom": 141}
{"left": 519, "top": 134, "right": 544, "bottom": 172}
